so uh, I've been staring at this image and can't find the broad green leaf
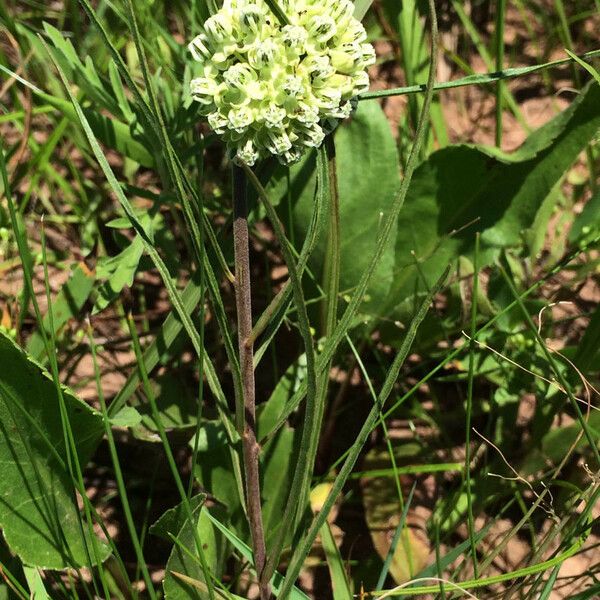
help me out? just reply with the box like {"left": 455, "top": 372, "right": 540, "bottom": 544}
{"left": 162, "top": 504, "right": 225, "bottom": 600}
{"left": 0, "top": 332, "right": 108, "bottom": 569}
{"left": 93, "top": 235, "right": 144, "bottom": 313}
{"left": 569, "top": 188, "right": 600, "bottom": 245}
{"left": 385, "top": 82, "right": 600, "bottom": 325}
{"left": 109, "top": 405, "right": 142, "bottom": 428}
{"left": 541, "top": 410, "right": 600, "bottom": 463}
{"left": 138, "top": 373, "right": 199, "bottom": 431}
{"left": 270, "top": 101, "right": 400, "bottom": 314}
{"left": 150, "top": 494, "right": 206, "bottom": 542}
{"left": 26, "top": 263, "right": 95, "bottom": 361}
{"left": 23, "top": 567, "right": 50, "bottom": 600}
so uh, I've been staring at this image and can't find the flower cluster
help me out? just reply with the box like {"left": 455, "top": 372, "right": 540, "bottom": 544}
{"left": 188, "top": 0, "right": 375, "bottom": 165}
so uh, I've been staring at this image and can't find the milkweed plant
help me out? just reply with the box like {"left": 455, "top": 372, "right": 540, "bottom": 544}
{"left": 188, "top": 0, "right": 376, "bottom": 165}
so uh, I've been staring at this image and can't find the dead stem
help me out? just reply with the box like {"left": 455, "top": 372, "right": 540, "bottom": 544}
{"left": 232, "top": 164, "right": 270, "bottom": 600}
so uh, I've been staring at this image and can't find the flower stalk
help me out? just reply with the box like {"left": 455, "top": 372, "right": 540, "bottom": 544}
{"left": 232, "top": 165, "right": 269, "bottom": 600}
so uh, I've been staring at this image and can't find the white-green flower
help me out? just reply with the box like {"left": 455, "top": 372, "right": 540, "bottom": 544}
{"left": 188, "top": 0, "right": 375, "bottom": 166}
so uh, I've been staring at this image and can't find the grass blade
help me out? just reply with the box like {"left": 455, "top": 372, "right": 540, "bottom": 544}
{"left": 43, "top": 42, "right": 239, "bottom": 448}
{"left": 320, "top": 520, "right": 352, "bottom": 600}
{"left": 359, "top": 48, "right": 600, "bottom": 100}
{"left": 279, "top": 263, "right": 449, "bottom": 597}
{"left": 376, "top": 482, "right": 417, "bottom": 590}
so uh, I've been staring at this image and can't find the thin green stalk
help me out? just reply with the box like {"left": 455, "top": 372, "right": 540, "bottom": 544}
{"left": 554, "top": 0, "right": 576, "bottom": 73}
{"left": 344, "top": 327, "right": 415, "bottom": 586}
{"left": 104, "top": 0, "right": 275, "bottom": 514}
{"left": 433, "top": 519, "right": 446, "bottom": 600}
{"left": 134, "top": 469, "right": 157, "bottom": 590}
{"left": 46, "top": 46, "right": 239, "bottom": 447}
{"left": 538, "top": 565, "right": 561, "bottom": 600}
{"left": 396, "top": 0, "right": 420, "bottom": 133}
{"left": 188, "top": 355, "right": 207, "bottom": 502}
{"left": 50, "top": 36, "right": 247, "bottom": 522}
{"left": 359, "top": 48, "right": 600, "bottom": 100}
{"left": 87, "top": 326, "right": 157, "bottom": 600}
{"left": 376, "top": 483, "right": 417, "bottom": 591}
{"left": 251, "top": 155, "right": 328, "bottom": 355}
{"left": 279, "top": 4, "right": 440, "bottom": 587}
{"left": 480, "top": 488, "right": 550, "bottom": 572}
{"left": 41, "top": 226, "right": 110, "bottom": 600}
{"left": 347, "top": 333, "right": 414, "bottom": 579}
{"left": 292, "top": 137, "right": 340, "bottom": 532}
{"left": 271, "top": 215, "right": 600, "bottom": 461}
{"left": 553, "top": 0, "right": 597, "bottom": 191}
{"left": 321, "top": 136, "right": 341, "bottom": 338}
{"left": 368, "top": 537, "right": 584, "bottom": 597}
{"left": 464, "top": 233, "right": 480, "bottom": 577}
{"left": 451, "top": 0, "right": 528, "bottom": 133}
{"left": 108, "top": 274, "right": 204, "bottom": 417}
{"left": 0, "top": 560, "right": 28, "bottom": 600}
{"left": 495, "top": 0, "right": 506, "bottom": 147}
{"left": 279, "top": 267, "right": 449, "bottom": 599}
{"left": 76, "top": 0, "right": 235, "bottom": 284}
{"left": 1, "top": 157, "right": 132, "bottom": 592}
{"left": 474, "top": 415, "right": 586, "bottom": 587}
{"left": 120, "top": 0, "right": 212, "bottom": 510}
{"left": 122, "top": 0, "right": 244, "bottom": 434}
{"left": 126, "top": 315, "right": 215, "bottom": 600}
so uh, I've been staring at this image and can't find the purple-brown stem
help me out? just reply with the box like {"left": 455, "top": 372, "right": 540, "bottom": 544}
{"left": 232, "top": 165, "right": 270, "bottom": 600}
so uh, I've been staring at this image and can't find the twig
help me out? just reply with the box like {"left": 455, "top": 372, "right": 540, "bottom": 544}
{"left": 232, "top": 165, "right": 269, "bottom": 600}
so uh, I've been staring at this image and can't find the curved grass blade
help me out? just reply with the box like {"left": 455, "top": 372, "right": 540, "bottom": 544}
{"left": 279, "top": 264, "right": 450, "bottom": 598}
{"left": 43, "top": 42, "right": 238, "bottom": 447}
{"left": 360, "top": 48, "right": 600, "bottom": 100}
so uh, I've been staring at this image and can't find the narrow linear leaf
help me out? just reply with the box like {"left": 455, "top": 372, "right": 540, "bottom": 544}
{"left": 360, "top": 49, "right": 600, "bottom": 100}
{"left": 0, "top": 64, "right": 154, "bottom": 168}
